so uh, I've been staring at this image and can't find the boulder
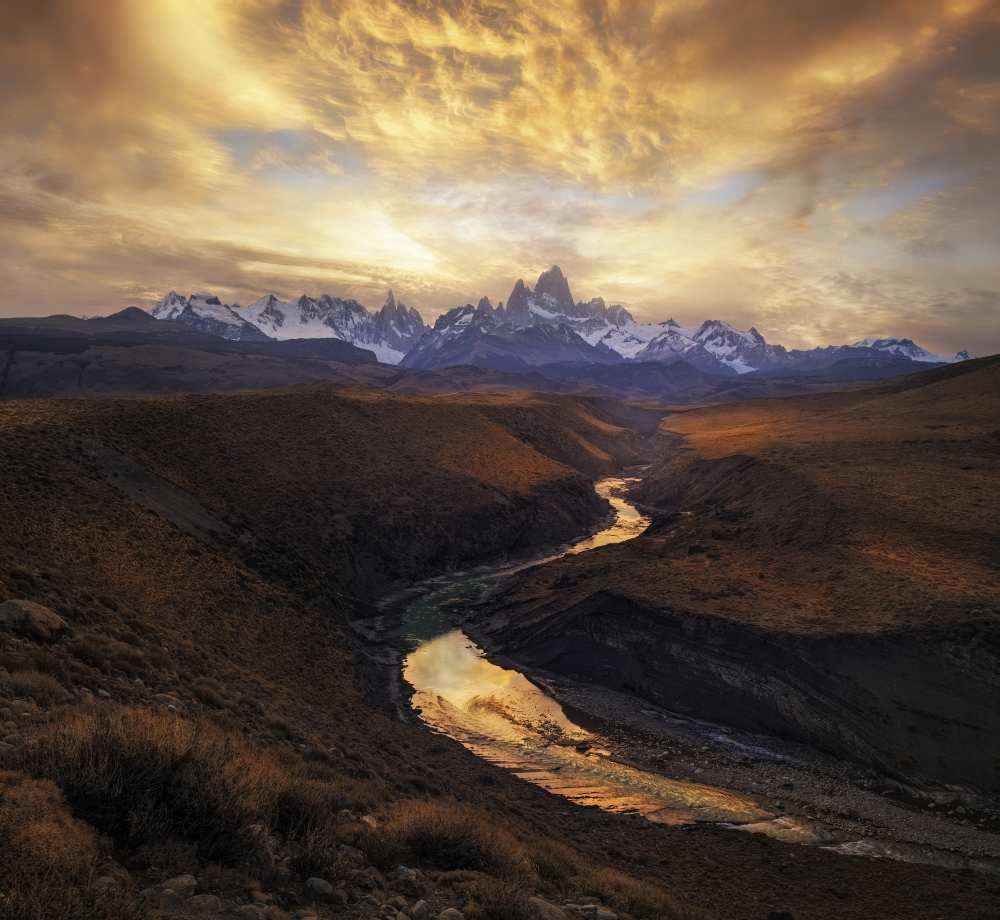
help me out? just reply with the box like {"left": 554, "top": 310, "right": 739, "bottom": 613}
{"left": 233, "top": 907, "right": 267, "bottom": 920}
{"left": 188, "top": 893, "right": 223, "bottom": 913}
{"left": 161, "top": 874, "right": 197, "bottom": 899}
{"left": 0, "top": 599, "right": 69, "bottom": 642}
{"left": 530, "top": 897, "right": 569, "bottom": 920}
{"left": 304, "top": 877, "right": 334, "bottom": 899}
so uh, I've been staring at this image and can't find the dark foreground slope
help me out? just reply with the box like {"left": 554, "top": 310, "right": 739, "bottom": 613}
{"left": 472, "top": 357, "right": 1000, "bottom": 791}
{"left": 0, "top": 309, "right": 378, "bottom": 398}
{"left": 0, "top": 386, "right": 703, "bottom": 920}
{"left": 0, "top": 382, "right": 997, "bottom": 919}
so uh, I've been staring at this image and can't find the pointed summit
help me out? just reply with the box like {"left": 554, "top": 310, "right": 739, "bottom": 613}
{"left": 535, "top": 265, "right": 574, "bottom": 313}
{"left": 506, "top": 279, "right": 531, "bottom": 320}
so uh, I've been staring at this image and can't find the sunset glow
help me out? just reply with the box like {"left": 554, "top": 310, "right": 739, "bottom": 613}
{"left": 2, "top": 0, "right": 998, "bottom": 353}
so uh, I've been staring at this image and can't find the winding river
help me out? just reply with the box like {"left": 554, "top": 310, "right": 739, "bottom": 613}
{"left": 398, "top": 480, "right": 817, "bottom": 835}
{"left": 392, "top": 478, "right": 1000, "bottom": 871}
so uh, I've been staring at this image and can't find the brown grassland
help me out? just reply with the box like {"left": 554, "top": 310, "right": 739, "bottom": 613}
{"left": 0, "top": 376, "right": 997, "bottom": 918}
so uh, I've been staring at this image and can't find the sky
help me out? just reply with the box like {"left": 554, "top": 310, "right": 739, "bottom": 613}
{"left": 1, "top": 0, "right": 998, "bottom": 354}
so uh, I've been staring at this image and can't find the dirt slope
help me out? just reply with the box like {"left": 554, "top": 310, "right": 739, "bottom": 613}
{"left": 1, "top": 380, "right": 998, "bottom": 918}
{"left": 472, "top": 358, "right": 1000, "bottom": 790}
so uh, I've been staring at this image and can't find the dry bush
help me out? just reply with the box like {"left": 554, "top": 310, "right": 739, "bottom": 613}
{"left": 529, "top": 838, "right": 582, "bottom": 883}
{"left": 288, "top": 819, "right": 341, "bottom": 879}
{"left": 0, "top": 770, "right": 143, "bottom": 920}
{"left": 191, "top": 678, "right": 228, "bottom": 709}
{"left": 16, "top": 706, "right": 344, "bottom": 866}
{"left": 364, "top": 799, "right": 532, "bottom": 878}
{"left": 583, "top": 866, "right": 698, "bottom": 920}
{"left": 1, "top": 670, "right": 66, "bottom": 705}
{"left": 468, "top": 879, "right": 539, "bottom": 920}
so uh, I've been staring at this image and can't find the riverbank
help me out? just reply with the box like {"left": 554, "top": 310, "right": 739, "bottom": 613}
{"left": 368, "top": 475, "right": 1000, "bottom": 917}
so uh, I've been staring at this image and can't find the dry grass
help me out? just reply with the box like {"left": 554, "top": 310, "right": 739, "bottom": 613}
{"left": 1, "top": 669, "right": 67, "bottom": 705}
{"left": 363, "top": 799, "right": 532, "bottom": 878}
{"left": 13, "top": 706, "right": 345, "bottom": 867}
{"left": 583, "top": 866, "right": 698, "bottom": 920}
{"left": 0, "top": 771, "right": 143, "bottom": 920}
{"left": 467, "top": 879, "right": 538, "bottom": 920}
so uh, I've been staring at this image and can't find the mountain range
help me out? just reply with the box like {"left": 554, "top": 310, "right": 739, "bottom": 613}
{"left": 148, "top": 266, "right": 970, "bottom": 377}
{"left": 152, "top": 289, "right": 426, "bottom": 363}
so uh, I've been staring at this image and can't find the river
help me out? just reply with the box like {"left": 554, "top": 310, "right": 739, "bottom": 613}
{"left": 390, "top": 478, "right": 1000, "bottom": 872}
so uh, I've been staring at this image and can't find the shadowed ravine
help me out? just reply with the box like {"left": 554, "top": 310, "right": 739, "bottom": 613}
{"left": 394, "top": 479, "right": 1000, "bottom": 874}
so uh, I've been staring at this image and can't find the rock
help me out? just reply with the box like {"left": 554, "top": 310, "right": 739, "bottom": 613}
{"left": 530, "top": 897, "right": 569, "bottom": 920}
{"left": 92, "top": 876, "right": 118, "bottom": 893}
{"left": 437, "top": 911, "right": 464, "bottom": 920}
{"left": 97, "top": 688, "right": 111, "bottom": 699}
{"left": 0, "top": 599, "right": 69, "bottom": 642}
{"left": 233, "top": 907, "right": 267, "bottom": 920}
{"left": 188, "top": 894, "right": 223, "bottom": 913}
{"left": 768, "top": 913, "right": 794, "bottom": 920}
{"left": 409, "top": 900, "right": 430, "bottom": 920}
{"left": 162, "top": 875, "right": 197, "bottom": 899}
{"left": 304, "top": 877, "right": 335, "bottom": 899}
{"left": 158, "top": 889, "right": 186, "bottom": 911}
{"left": 391, "top": 866, "right": 424, "bottom": 896}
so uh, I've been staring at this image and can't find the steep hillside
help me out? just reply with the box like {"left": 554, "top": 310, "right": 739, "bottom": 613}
{"left": 0, "top": 312, "right": 377, "bottom": 398}
{"left": 0, "top": 382, "right": 996, "bottom": 918}
{"left": 471, "top": 357, "right": 1000, "bottom": 790}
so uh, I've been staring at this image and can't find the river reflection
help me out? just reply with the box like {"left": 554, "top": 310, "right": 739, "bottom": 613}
{"left": 401, "top": 478, "right": 821, "bottom": 834}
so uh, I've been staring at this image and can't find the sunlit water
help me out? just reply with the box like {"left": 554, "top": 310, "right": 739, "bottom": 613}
{"left": 397, "top": 479, "right": 1000, "bottom": 868}
{"left": 400, "top": 479, "right": 816, "bottom": 835}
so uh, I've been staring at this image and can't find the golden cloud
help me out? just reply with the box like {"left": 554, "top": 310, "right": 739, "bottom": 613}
{"left": 0, "top": 0, "right": 998, "bottom": 354}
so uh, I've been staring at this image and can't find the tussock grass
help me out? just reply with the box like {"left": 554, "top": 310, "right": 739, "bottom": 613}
{"left": 468, "top": 878, "right": 538, "bottom": 920}
{"left": 13, "top": 706, "right": 344, "bottom": 867}
{"left": 1, "top": 669, "right": 67, "bottom": 705}
{"left": 583, "top": 866, "right": 700, "bottom": 920}
{"left": 0, "top": 770, "right": 143, "bottom": 920}
{"left": 363, "top": 799, "right": 532, "bottom": 878}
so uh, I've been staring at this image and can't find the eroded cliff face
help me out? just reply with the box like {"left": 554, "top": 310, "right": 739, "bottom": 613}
{"left": 472, "top": 590, "right": 1000, "bottom": 791}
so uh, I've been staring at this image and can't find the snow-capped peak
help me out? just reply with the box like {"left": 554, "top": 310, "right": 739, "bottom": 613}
{"left": 850, "top": 337, "right": 965, "bottom": 364}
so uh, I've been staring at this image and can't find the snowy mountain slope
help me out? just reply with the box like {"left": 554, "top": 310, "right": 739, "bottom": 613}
{"left": 150, "top": 289, "right": 426, "bottom": 363}
{"left": 851, "top": 338, "right": 966, "bottom": 364}
{"left": 148, "top": 269, "right": 971, "bottom": 375}
{"left": 398, "top": 265, "right": 972, "bottom": 374}
{"left": 240, "top": 289, "right": 426, "bottom": 363}
{"left": 151, "top": 292, "right": 269, "bottom": 342}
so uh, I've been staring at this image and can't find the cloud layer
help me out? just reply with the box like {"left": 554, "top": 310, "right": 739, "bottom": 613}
{"left": 1, "top": 0, "right": 998, "bottom": 352}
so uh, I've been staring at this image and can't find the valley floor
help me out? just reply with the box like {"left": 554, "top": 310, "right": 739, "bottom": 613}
{"left": 0, "top": 367, "right": 998, "bottom": 919}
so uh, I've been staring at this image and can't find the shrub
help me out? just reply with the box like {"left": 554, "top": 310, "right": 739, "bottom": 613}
{"left": 363, "top": 800, "right": 531, "bottom": 879}
{"left": 468, "top": 879, "right": 538, "bottom": 920}
{"left": 192, "top": 679, "right": 228, "bottom": 709}
{"left": 583, "top": 866, "right": 696, "bottom": 920}
{"left": 69, "top": 637, "right": 146, "bottom": 678}
{"left": 0, "top": 770, "right": 144, "bottom": 920}
{"left": 15, "top": 706, "right": 342, "bottom": 866}
{"left": 2, "top": 670, "right": 66, "bottom": 705}
{"left": 530, "top": 838, "right": 582, "bottom": 882}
